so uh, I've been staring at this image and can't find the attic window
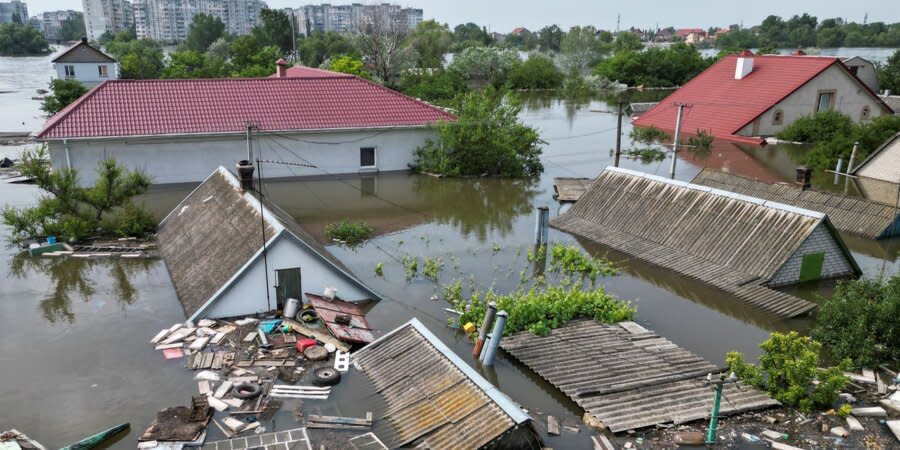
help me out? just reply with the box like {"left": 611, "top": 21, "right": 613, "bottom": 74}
{"left": 773, "top": 109, "right": 784, "bottom": 126}
{"left": 861, "top": 105, "right": 871, "bottom": 121}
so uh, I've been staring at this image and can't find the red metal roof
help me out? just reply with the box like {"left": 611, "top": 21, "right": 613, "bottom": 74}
{"left": 37, "top": 76, "right": 455, "bottom": 139}
{"left": 269, "top": 65, "right": 348, "bottom": 78}
{"left": 632, "top": 55, "right": 890, "bottom": 145}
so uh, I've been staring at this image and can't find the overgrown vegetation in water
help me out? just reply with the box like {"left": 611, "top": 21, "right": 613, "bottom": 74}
{"left": 629, "top": 125, "right": 671, "bottom": 145}
{"left": 402, "top": 254, "right": 418, "bottom": 279}
{"left": 423, "top": 256, "right": 443, "bottom": 280}
{"left": 1, "top": 147, "right": 155, "bottom": 242}
{"left": 617, "top": 148, "right": 666, "bottom": 163}
{"left": 373, "top": 262, "right": 384, "bottom": 277}
{"left": 727, "top": 331, "right": 849, "bottom": 412}
{"left": 813, "top": 274, "right": 900, "bottom": 369}
{"left": 776, "top": 111, "right": 900, "bottom": 170}
{"left": 548, "top": 244, "right": 617, "bottom": 285}
{"left": 324, "top": 220, "right": 374, "bottom": 246}
{"left": 445, "top": 281, "right": 635, "bottom": 337}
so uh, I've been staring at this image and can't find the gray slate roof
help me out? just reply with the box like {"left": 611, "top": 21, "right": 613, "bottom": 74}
{"left": 693, "top": 168, "right": 899, "bottom": 239}
{"left": 352, "top": 318, "right": 533, "bottom": 450}
{"left": 500, "top": 319, "right": 779, "bottom": 432}
{"left": 551, "top": 167, "right": 858, "bottom": 318}
{"left": 52, "top": 39, "right": 116, "bottom": 63}
{"left": 157, "top": 167, "right": 379, "bottom": 319}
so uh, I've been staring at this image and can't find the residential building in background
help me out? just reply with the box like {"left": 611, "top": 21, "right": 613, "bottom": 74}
{"left": 0, "top": 0, "right": 28, "bottom": 24}
{"left": 51, "top": 37, "right": 119, "bottom": 86}
{"left": 83, "top": 0, "right": 133, "bottom": 40}
{"left": 296, "top": 3, "right": 422, "bottom": 36}
{"left": 41, "top": 10, "right": 80, "bottom": 41}
{"left": 132, "top": 0, "right": 265, "bottom": 43}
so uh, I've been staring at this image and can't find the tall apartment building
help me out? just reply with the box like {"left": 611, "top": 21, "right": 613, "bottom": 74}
{"left": 0, "top": 0, "right": 28, "bottom": 24}
{"left": 296, "top": 3, "right": 422, "bottom": 36}
{"left": 83, "top": 0, "right": 134, "bottom": 40}
{"left": 133, "top": 0, "right": 264, "bottom": 43}
{"left": 41, "top": 10, "right": 80, "bottom": 41}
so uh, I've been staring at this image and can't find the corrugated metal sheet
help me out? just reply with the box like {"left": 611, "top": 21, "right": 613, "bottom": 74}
{"left": 306, "top": 293, "right": 375, "bottom": 344}
{"left": 353, "top": 319, "right": 531, "bottom": 450}
{"left": 501, "top": 320, "right": 779, "bottom": 432}
{"left": 693, "top": 169, "right": 899, "bottom": 239}
{"left": 551, "top": 167, "right": 840, "bottom": 318}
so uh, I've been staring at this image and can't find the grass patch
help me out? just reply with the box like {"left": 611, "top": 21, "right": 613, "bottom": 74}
{"left": 549, "top": 244, "right": 617, "bottom": 285}
{"left": 324, "top": 220, "right": 374, "bottom": 246}
{"left": 423, "top": 257, "right": 443, "bottom": 280}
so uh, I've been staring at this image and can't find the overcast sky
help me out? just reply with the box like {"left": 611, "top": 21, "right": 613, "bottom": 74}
{"left": 26, "top": 0, "right": 899, "bottom": 31}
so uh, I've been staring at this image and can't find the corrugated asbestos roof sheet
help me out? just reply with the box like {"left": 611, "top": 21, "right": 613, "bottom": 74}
{"left": 551, "top": 167, "right": 836, "bottom": 318}
{"left": 501, "top": 320, "right": 779, "bottom": 432}
{"left": 353, "top": 318, "right": 532, "bottom": 450}
{"left": 692, "top": 169, "right": 900, "bottom": 239}
{"left": 36, "top": 76, "right": 455, "bottom": 139}
{"left": 157, "top": 166, "right": 379, "bottom": 319}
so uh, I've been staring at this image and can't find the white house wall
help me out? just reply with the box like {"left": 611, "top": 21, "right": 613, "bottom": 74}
{"left": 856, "top": 138, "right": 900, "bottom": 184}
{"left": 201, "top": 234, "right": 370, "bottom": 319}
{"left": 47, "top": 128, "right": 436, "bottom": 186}
{"left": 54, "top": 62, "right": 119, "bottom": 86}
{"left": 767, "top": 223, "right": 856, "bottom": 287}
{"left": 737, "top": 64, "right": 888, "bottom": 137}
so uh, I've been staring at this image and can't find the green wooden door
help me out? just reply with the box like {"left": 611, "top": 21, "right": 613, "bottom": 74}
{"left": 799, "top": 253, "right": 825, "bottom": 283}
{"left": 275, "top": 267, "right": 301, "bottom": 309}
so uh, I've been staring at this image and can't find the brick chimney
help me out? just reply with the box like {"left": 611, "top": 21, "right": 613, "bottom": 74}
{"left": 236, "top": 160, "right": 255, "bottom": 191}
{"left": 275, "top": 58, "right": 288, "bottom": 78}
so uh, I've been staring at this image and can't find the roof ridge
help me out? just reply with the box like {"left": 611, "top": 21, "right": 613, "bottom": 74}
{"left": 606, "top": 167, "right": 826, "bottom": 219}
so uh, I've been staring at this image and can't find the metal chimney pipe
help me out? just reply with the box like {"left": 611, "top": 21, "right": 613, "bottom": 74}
{"left": 481, "top": 311, "right": 508, "bottom": 367}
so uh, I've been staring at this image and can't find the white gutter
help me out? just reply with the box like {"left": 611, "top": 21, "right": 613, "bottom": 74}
{"left": 64, "top": 139, "right": 71, "bottom": 169}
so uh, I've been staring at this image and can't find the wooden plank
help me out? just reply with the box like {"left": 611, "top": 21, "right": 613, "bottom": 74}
{"left": 211, "top": 352, "right": 224, "bottom": 370}
{"left": 243, "top": 331, "right": 258, "bottom": 343}
{"left": 850, "top": 407, "right": 886, "bottom": 417}
{"left": 207, "top": 395, "right": 230, "bottom": 412}
{"left": 150, "top": 328, "right": 171, "bottom": 344}
{"left": 887, "top": 420, "right": 900, "bottom": 443}
{"left": 198, "top": 380, "right": 212, "bottom": 395}
{"left": 591, "top": 435, "right": 614, "bottom": 450}
{"left": 547, "top": 416, "right": 560, "bottom": 436}
{"left": 154, "top": 343, "right": 183, "bottom": 350}
{"left": 189, "top": 336, "right": 211, "bottom": 351}
{"left": 214, "top": 381, "right": 233, "bottom": 399}
{"left": 306, "top": 422, "right": 370, "bottom": 430}
{"left": 846, "top": 415, "right": 864, "bottom": 432}
{"left": 283, "top": 319, "right": 351, "bottom": 353}
{"left": 210, "top": 332, "right": 227, "bottom": 345}
{"left": 308, "top": 413, "right": 373, "bottom": 426}
{"left": 212, "top": 419, "right": 234, "bottom": 439}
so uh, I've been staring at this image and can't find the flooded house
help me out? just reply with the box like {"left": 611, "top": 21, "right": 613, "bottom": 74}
{"left": 50, "top": 37, "right": 119, "bottom": 87}
{"left": 34, "top": 64, "right": 454, "bottom": 186}
{"left": 552, "top": 167, "right": 861, "bottom": 318}
{"left": 851, "top": 132, "right": 900, "bottom": 207}
{"left": 352, "top": 318, "right": 541, "bottom": 449}
{"left": 634, "top": 52, "right": 893, "bottom": 144}
{"left": 156, "top": 163, "right": 381, "bottom": 321}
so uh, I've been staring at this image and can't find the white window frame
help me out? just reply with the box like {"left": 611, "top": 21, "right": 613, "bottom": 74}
{"left": 359, "top": 146, "right": 377, "bottom": 171}
{"left": 64, "top": 65, "right": 75, "bottom": 78}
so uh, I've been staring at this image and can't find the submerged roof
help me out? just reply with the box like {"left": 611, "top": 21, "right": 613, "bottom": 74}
{"left": 51, "top": 38, "right": 117, "bottom": 64}
{"left": 693, "top": 169, "right": 900, "bottom": 239}
{"left": 36, "top": 76, "right": 455, "bottom": 140}
{"left": 156, "top": 166, "right": 380, "bottom": 319}
{"left": 501, "top": 320, "right": 779, "bottom": 432}
{"left": 551, "top": 167, "right": 859, "bottom": 318}
{"left": 633, "top": 54, "right": 891, "bottom": 144}
{"left": 352, "top": 318, "right": 533, "bottom": 450}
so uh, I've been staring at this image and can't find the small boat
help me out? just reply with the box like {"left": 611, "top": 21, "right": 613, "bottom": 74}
{"left": 59, "top": 423, "right": 129, "bottom": 450}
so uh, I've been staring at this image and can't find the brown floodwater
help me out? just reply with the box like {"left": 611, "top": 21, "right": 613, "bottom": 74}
{"left": 1, "top": 94, "right": 897, "bottom": 449}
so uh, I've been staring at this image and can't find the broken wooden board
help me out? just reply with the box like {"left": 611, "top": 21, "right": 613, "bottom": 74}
{"left": 306, "top": 422, "right": 370, "bottom": 430}
{"left": 844, "top": 371, "right": 877, "bottom": 384}
{"left": 887, "top": 420, "right": 900, "bottom": 443}
{"left": 308, "top": 412, "right": 372, "bottom": 427}
{"left": 155, "top": 343, "right": 183, "bottom": 351}
{"left": 198, "top": 380, "right": 212, "bottom": 395}
{"left": 213, "top": 381, "right": 233, "bottom": 399}
{"left": 846, "top": 415, "right": 865, "bottom": 432}
{"left": 591, "top": 435, "right": 614, "bottom": 450}
{"left": 547, "top": 416, "right": 560, "bottom": 436}
{"left": 150, "top": 328, "right": 171, "bottom": 344}
{"left": 189, "top": 336, "right": 211, "bottom": 351}
{"left": 283, "top": 318, "right": 351, "bottom": 353}
{"left": 162, "top": 327, "right": 195, "bottom": 345}
{"left": 306, "top": 293, "right": 376, "bottom": 345}
{"left": 850, "top": 406, "right": 886, "bottom": 417}
{"left": 236, "top": 359, "right": 296, "bottom": 367}
{"left": 242, "top": 331, "right": 258, "bottom": 343}
{"left": 207, "top": 395, "right": 229, "bottom": 412}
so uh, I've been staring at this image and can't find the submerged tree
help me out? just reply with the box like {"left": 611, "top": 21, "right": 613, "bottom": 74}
{"left": 41, "top": 79, "right": 88, "bottom": 114}
{"left": 1, "top": 147, "right": 155, "bottom": 242}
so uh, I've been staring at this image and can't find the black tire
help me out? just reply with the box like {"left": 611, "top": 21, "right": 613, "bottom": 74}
{"left": 232, "top": 382, "right": 262, "bottom": 399}
{"left": 312, "top": 367, "right": 341, "bottom": 387}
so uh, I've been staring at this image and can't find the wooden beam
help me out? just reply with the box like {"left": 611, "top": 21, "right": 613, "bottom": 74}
{"left": 283, "top": 319, "right": 351, "bottom": 353}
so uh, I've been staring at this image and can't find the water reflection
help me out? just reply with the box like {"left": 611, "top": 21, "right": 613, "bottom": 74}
{"left": 413, "top": 176, "right": 539, "bottom": 242}
{"left": 8, "top": 253, "right": 154, "bottom": 323}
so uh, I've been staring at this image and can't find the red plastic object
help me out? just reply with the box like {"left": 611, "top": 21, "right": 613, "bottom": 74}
{"left": 296, "top": 338, "right": 318, "bottom": 352}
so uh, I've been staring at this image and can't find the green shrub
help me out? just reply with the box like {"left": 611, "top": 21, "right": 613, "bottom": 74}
{"left": 397, "top": 69, "right": 468, "bottom": 106}
{"left": 423, "top": 256, "right": 443, "bottom": 280}
{"left": 109, "top": 201, "right": 157, "bottom": 237}
{"left": 785, "top": 113, "right": 900, "bottom": 170}
{"left": 548, "top": 244, "right": 616, "bottom": 285}
{"left": 445, "top": 282, "right": 635, "bottom": 336}
{"left": 630, "top": 125, "right": 671, "bottom": 145}
{"left": 618, "top": 148, "right": 665, "bottom": 163}
{"left": 324, "top": 220, "right": 374, "bottom": 246}
{"left": 776, "top": 110, "right": 855, "bottom": 144}
{"left": 402, "top": 254, "right": 418, "bottom": 279}
{"left": 813, "top": 275, "right": 900, "bottom": 369}
{"left": 726, "top": 331, "right": 849, "bottom": 412}
{"left": 507, "top": 54, "right": 564, "bottom": 90}
{"left": 41, "top": 79, "right": 88, "bottom": 115}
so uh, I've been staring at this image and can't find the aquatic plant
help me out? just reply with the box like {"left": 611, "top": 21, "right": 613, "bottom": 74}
{"left": 423, "top": 257, "right": 443, "bottom": 281}
{"left": 374, "top": 262, "right": 384, "bottom": 277}
{"left": 445, "top": 281, "right": 635, "bottom": 337}
{"left": 618, "top": 148, "right": 665, "bottom": 163}
{"left": 324, "top": 220, "right": 374, "bottom": 246}
{"left": 402, "top": 254, "right": 418, "bottom": 279}
{"left": 548, "top": 244, "right": 617, "bottom": 285}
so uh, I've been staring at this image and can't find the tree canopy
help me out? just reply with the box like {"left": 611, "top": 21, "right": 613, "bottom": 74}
{"left": 41, "top": 79, "right": 88, "bottom": 114}
{"left": 0, "top": 22, "right": 51, "bottom": 56}
{"left": 184, "top": 13, "right": 226, "bottom": 52}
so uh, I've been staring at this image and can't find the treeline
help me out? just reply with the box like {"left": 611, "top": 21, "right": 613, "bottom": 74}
{"left": 0, "top": 20, "right": 50, "bottom": 56}
{"left": 715, "top": 15, "right": 900, "bottom": 50}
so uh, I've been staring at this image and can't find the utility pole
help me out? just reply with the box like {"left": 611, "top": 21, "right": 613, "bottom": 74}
{"left": 614, "top": 101, "right": 623, "bottom": 167}
{"left": 706, "top": 372, "right": 737, "bottom": 445}
{"left": 246, "top": 124, "right": 253, "bottom": 161}
{"left": 669, "top": 103, "right": 687, "bottom": 179}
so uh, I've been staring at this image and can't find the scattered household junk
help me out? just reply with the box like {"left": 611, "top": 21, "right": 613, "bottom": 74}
{"left": 155, "top": 165, "right": 382, "bottom": 321}
{"left": 693, "top": 168, "right": 900, "bottom": 239}
{"left": 0, "top": 430, "right": 47, "bottom": 450}
{"left": 27, "top": 238, "right": 156, "bottom": 258}
{"left": 500, "top": 319, "right": 780, "bottom": 432}
{"left": 306, "top": 293, "right": 375, "bottom": 345}
{"left": 352, "top": 318, "right": 543, "bottom": 449}
{"left": 202, "top": 427, "right": 312, "bottom": 450}
{"left": 553, "top": 167, "right": 862, "bottom": 318}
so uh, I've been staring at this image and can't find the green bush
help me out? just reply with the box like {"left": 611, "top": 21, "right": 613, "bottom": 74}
{"left": 507, "top": 54, "right": 564, "bottom": 90}
{"left": 446, "top": 282, "right": 635, "bottom": 337}
{"left": 813, "top": 275, "right": 900, "bottom": 369}
{"left": 630, "top": 125, "right": 671, "bottom": 145}
{"left": 727, "top": 331, "right": 849, "bottom": 412}
{"left": 413, "top": 90, "right": 543, "bottom": 178}
{"left": 779, "top": 112, "right": 900, "bottom": 170}
{"left": 109, "top": 202, "right": 157, "bottom": 238}
{"left": 776, "top": 110, "right": 855, "bottom": 144}
{"left": 593, "top": 43, "right": 713, "bottom": 87}
{"left": 397, "top": 69, "right": 468, "bottom": 106}
{"left": 41, "top": 79, "right": 88, "bottom": 115}
{"left": 324, "top": 220, "right": 374, "bottom": 246}
{"left": 548, "top": 244, "right": 617, "bottom": 285}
